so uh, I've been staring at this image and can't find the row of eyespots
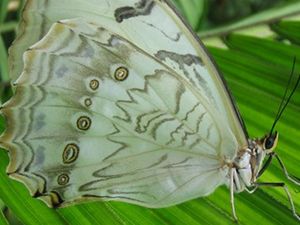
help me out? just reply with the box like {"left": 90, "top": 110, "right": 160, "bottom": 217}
{"left": 57, "top": 66, "right": 129, "bottom": 185}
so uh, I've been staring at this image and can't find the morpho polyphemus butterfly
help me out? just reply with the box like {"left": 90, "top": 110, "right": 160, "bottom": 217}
{"left": 0, "top": 0, "right": 299, "bottom": 222}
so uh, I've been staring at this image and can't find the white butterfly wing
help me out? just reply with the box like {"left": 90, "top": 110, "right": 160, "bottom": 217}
{"left": 2, "top": 19, "right": 233, "bottom": 207}
{"left": 9, "top": 0, "right": 247, "bottom": 146}
{"left": 1, "top": 0, "right": 247, "bottom": 207}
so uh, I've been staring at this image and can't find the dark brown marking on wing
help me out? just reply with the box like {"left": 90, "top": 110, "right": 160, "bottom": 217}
{"left": 114, "top": 89, "right": 138, "bottom": 123}
{"left": 32, "top": 172, "right": 48, "bottom": 191}
{"left": 188, "top": 121, "right": 213, "bottom": 149}
{"left": 206, "top": 123, "right": 213, "bottom": 140}
{"left": 114, "top": 0, "right": 155, "bottom": 23}
{"left": 39, "top": 0, "right": 50, "bottom": 40}
{"left": 81, "top": 194, "right": 147, "bottom": 203}
{"left": 49, "top": 191, "right": 65, "bottom": 208}
{"left": 155, "top": 50, "right": 207, "bottom": 92}
{"left": 155, "top": 50, "right": 203, "bottom": 67}
{"left": 189, "top": 137, "right": 202, "bottom": 149}
{"left": 146, "top": 154, "right": 168, "bottom": 169}
{"left": 107, "top": 189, "right": 157, "bottom": 200}
{"left": 180, "top": 112, "right": 206, "bottom": 146}
{"left": 114, "top": 71, "right": 160, "bottom": 123}
{"left": 150, "top": 117, "right": 175, "bottom": 140}
{"left": 103, "top": 124, "right": 128, "bottom": 161}
{"left": 141, "top": 20, "right": 181, "bottom": 42}
{"left": 173, "top": 79, "right": 186, "bottom": 114}
{"left": 193, "top": 67, "right": 214, "bottom": 102}
{"left": 166, "top": 103, "right": 200, "bottom": 146}
{"left": 166, "top": 123, "right": 184, "bottom": 146}
{"left": 162, "top": 157, "right": 192, "bottom": 169}
{"left": 135, "top": 110, "right": 166, "bottom": 133}
{"left": 93, "top": 164, "right": 114, "bottom": 177}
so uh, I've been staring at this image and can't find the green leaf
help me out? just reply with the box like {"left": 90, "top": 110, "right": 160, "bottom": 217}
{"left": 173, "top": 0, "right": 205, "bottom": 29}
{"left": 0, "top": 151, "right": 67, "bottom": 225}
{"left": 206, "top": 34, "right": 300, "bottom": 224}
{"left": 0, "top": 36, "right": 9, "bottom": 82}
{"left": 198, "top": 1, "right": 300, "bottom": 38}
{"left": 271, "top": 20, "right": 300, "bottom": 44}
{"left": 0, "top": 0, "right": 9, "bottom": 23}
{"left": 0, "top": 21, "right": 18, "bottom": 34}
{"left": 0, "top": 0, "right": 10, "bottom": 83}
{"left": 0, "top": 1, "right": 300, "bottom": 225}
{"left": 0, "top": 199, "right": 8, "bottom": 225}
{"left": 0, "top": 213, "right": 8, "bottom": 225}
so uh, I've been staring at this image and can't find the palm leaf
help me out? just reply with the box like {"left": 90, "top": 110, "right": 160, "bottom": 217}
{"left": 0, "top": 199, "right": 9, "bottom": 225}
{"left": 0, "top": 0, "right": 299, "bottom": 224}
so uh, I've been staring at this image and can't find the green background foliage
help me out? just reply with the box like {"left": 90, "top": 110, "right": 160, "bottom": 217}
{"left": 0, "top": 0, "right": 299, "bottom": 224}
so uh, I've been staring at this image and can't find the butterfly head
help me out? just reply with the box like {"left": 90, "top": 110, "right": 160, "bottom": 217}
{"left": 261, "top": 131, "right": 279, "bottom": 154}
{"left": 264, "top": 57, "right": 299, "bottom": 155}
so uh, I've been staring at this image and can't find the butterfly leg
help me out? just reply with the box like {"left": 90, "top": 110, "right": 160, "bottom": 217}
{"left": 253, "top": 182, "right": 300, "bottom": 221}
{"left": 256, "top": 153, "right": 274, "bottom": 178}
{"left": 257, "top": 152, "right": 300, "bottom": 185}
{"left": 230, "top": 168, "right": 238, "bottom": 222}
{"left": 244, "top": 186, "right": 258, "bottom": 194}
{"left": 273, "top": 154, "right": 300, "bottom": 185}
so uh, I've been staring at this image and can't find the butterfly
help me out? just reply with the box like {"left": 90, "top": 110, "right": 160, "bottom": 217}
{"left": 0, "top": 0, "right": 299, "bottom": 222}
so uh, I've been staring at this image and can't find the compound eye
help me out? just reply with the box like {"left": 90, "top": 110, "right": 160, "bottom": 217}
{"left": 263, "top": 132, "right": 279, "bottom": 150}
{"left": 265, "top": 137, "right": 275, "bottom": 149}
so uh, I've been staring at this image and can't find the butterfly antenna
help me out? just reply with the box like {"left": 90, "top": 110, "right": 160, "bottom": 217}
{"left": 270, "top": 58, "right": 300, "bottom": 134}
{"left": 275, "top": 57, "right": 296, "bottom": 116}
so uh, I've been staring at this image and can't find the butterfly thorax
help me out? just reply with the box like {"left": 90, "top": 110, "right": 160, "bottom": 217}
{"left": 230, "top": 132, "right": 279, "bottom": 192}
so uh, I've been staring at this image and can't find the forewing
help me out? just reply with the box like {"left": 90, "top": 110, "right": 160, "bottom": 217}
{"left": 9, "top": 0, "right": 247, "bottom": 146}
